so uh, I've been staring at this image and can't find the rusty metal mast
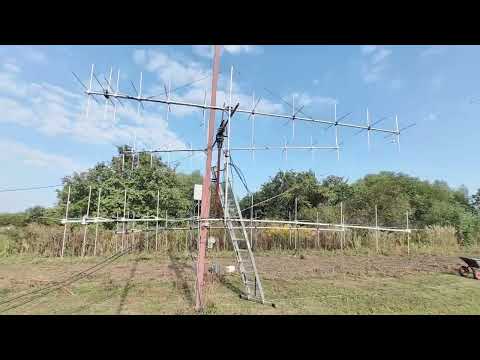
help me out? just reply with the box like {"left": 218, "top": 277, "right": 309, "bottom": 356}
{"left": 195, "top": 45, "right": 222, "bottom": 311}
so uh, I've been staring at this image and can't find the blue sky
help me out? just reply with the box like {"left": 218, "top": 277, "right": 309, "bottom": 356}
{"left": 0, "top": 45, "right": 479, "bottom": 212}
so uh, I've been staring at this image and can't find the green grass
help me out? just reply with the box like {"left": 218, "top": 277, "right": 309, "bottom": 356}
{"left": 2, "top": 268, "right": 480, "bottom": 315}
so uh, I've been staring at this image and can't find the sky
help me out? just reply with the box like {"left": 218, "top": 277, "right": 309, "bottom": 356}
{"left": 0, "top": 44, "right": 479, "bottom": 213}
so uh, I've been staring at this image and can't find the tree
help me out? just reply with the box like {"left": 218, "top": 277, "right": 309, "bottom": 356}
{"left": 55, "top": 146, "right": 202, "bottom": 227}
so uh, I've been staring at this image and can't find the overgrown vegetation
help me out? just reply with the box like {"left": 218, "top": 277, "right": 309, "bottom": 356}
{"left": 1, "top": 146, "right": 479, "bottom": 257}
{"left": 239, "top": 170, "right": 480, "bottom": 246}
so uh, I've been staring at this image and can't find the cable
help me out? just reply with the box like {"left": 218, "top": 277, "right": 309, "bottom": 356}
{"left": 241, "top": 185, "right": 300, "bottom": 213}
{"left": 0, "top": 244, "right": 136, "bottom": 312}
{"left": 0, "top": 184, "right": 62, "bottom": 193}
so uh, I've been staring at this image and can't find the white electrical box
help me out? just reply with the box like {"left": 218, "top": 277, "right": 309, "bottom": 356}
{"left": 225, "top": 265, "right": 236, "bottom": 273}
{"left": 207, "top": 236, "right": 216, "bottom": 249}
{"left": 193, "top": 184, "right": 203, "bottom": 201}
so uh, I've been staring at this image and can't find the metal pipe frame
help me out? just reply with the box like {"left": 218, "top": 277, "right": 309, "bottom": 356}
{"left": 62, "top": 216, "right": 412, "bottom": 233}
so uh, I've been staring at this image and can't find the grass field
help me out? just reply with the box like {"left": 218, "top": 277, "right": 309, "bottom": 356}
{"left": 0, "top": 252, "right": 479, "bottom": 314}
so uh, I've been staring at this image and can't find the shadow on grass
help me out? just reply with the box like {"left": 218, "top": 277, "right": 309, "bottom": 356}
{"left": 218, "top": 275, "right": 245, "bottom": 298}
{"left": 116, "top": 256, "right": 141, "bottom": 314}
{"left": 69, "top": 288, "right": 122, "bottom": 315}
{"left": 168, "top": 249, "right": 194, "bottom": 306}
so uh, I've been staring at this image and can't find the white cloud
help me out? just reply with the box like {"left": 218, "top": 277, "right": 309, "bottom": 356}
{"left": 15, "top": 46, "right": 47, "bottom": 64}
{"left": 192, "top": 45, "right": 262, "bottom": 58}
{"left": 0, "top": 63, "right": 185, "bottom": 152}
{"left": 192, "top": 45, "right": 213, "bottom": 58}
{"left": 424, "top": 113, "right": 437, "bottom": 122}
{"left": 420, "top": 46, "right": 448, "bottom": 57}
{"left": 290, "top": 92, "right": 338, "bottom": 108}
{"left": 313, "top": 79, "right": 319, "bottom": 86}
{"left": 0, "top": 139, "right": 78, "bottom": 172}
{"left": 134, "top": 48, "right": 283, "bottom": 117}
{"left": 360, "top": 45, "right": 392, "bottom": 84}
{"left": 3, "top": 62, "right": 20, "bottom": 73}
{"left": 372, "top": 48, "right": 392, "bottom": 65}
{"left": 361, "top": 45, "right": 377, "bottom": 55}
{"left": 224, "top": 45, "right": 262, "bottom": 55}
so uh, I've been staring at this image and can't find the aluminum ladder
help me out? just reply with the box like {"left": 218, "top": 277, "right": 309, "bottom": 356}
{"left": 217, "top": 176, "right": 266, "bottom": 304}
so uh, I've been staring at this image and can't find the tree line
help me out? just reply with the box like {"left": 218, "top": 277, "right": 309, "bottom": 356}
{"left": 1, "top": 145, "right": 479, "bottom": 245}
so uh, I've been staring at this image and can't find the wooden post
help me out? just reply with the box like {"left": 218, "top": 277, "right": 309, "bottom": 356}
{"left": 94, "top": 188, "right": 102, "bottom": 257}
{"left": 316, "top": 211, "right": 320, "bottom": 249}
{"left": 82, "top": 185, "right": 92, "bottom": 257}
{"left": 61, "top": 185, "right": 71, "bottom": 258}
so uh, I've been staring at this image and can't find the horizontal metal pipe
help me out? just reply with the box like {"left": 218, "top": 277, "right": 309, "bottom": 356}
{"left": 61, "top": 216, "right": 413, "bottom": 233}
{"left": 128, "top": 145, "right": 338, "bottom": 154}
{"left": 86, "top": 91, "right": 399, "bottom": 135}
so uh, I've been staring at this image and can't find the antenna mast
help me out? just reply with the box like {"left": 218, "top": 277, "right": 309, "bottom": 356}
{"left": 195, "top": 45, "right": 221, "bottom": 312}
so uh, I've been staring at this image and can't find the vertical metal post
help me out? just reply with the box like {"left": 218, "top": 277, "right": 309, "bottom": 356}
{"left": 155, "top": 190, "right": 159, "bottom": 251}
{"left": 122, "top": 188, "right": 127, "bottom": 250}
{"left": 195, "top": 45, "right": 221, "bottom": 312}
{"left": 316, "top": 211, "right": 320, "bottom": 249}
{"left": 82, "top": 185, "right": 92, "bottom": 257}
{"left": 335, "top": 103, "right": 340, "bottom": 161}
{"left": 103, "top": 67, "right": 113, "bottom": 120}
{"left": 137, "top": 71, "right": 143, "bottom": 115}
{"left": 132, "top": 211, "right": 136, "bottom": 252}
{"left": 294, "top": 196, "right": 298, "bottom": 251}
{"left": 85, "top": 64, "right": 94, "bottom": 118}
{"left": 61, "top": 185, "right": 71, "bottom": 258}
{"left": 145, "top": 220, "right": 149, "bottom": 253}
{"left": 292, "top": 94, "right": 295, "bottom": 140}
{"left": 116, "top": 69, "right": 120, "bottom": 95}
{"left": 223, "top": 65, "right": 234, "bottom": 222}
{"left": 94, "top": 188, "right": 102, "bottom": 256}
{"left": 375, "top": 204, "right": 379, "bottom": 253}
{"left": 164, "top": 210, "right": 168, "bottom": 250}
{"left": 340, "top": 201, "right": 345, "bottom": 251}
{"left": 395, "top": 115, "right": 401, "bottom": 153}
{"left": 406, "top": 210, "right": 410, "bottom": 255}
{"left": 367, "top": 108, "right": 371, "bottom": 151}
{"left": 288, "top": 211, "right": 292, "bottom": 249}
{"left": 251, "top": 92, "right": 256, "bottom": 161}
{"left": 250, "top": 194, "right": 254, "bottom": 251}
{"left": 115, "top": 211, "right": 119, "bottom": 253}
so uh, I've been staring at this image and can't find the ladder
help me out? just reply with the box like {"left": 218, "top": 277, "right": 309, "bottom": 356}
{"left": 216, "top": 173, "right": 266, "bottom": 304}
